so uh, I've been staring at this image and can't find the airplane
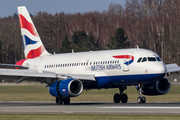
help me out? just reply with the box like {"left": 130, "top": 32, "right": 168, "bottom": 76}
{"left": 0, "top": 6, "right": 180, "bottom": 105}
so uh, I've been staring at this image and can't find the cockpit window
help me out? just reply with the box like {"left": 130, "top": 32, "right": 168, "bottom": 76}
{"left": 137, "top": 58, "right": 142, "bottom": 63}
{"left": 148, "top": 57, "right": 156, "bottom": 61}
{"left": 142, "top": 57, "right": 147, "bottom": 62}
{"left": 156, "top": 57, "right": 162, "bottom": 61}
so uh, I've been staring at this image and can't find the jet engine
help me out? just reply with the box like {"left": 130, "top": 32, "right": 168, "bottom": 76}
{"left": 49, "top": 79, "right": 83, "bottom": 98}
{"left": 142, "top": 78, "right": 171, "bottom": 95}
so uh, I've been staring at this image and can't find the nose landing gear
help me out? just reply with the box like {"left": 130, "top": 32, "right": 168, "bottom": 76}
{"left": 113, "top": 86, "right": 128, "bottom": 103}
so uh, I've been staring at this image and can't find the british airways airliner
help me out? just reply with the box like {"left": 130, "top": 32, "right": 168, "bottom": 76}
{"left": 0, "top": 6, "right": 180, "bottom": 105}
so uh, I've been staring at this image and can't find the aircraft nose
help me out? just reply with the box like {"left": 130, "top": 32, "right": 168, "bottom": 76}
{"left": 153, "top": 63, "right": 167, "bottom": 74}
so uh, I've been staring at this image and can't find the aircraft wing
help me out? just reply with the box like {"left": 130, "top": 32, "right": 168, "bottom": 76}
{"left": 166, "top": 63, "right": 180, "bottom": 73}
{"left": 0, "top": 68, "right": 95, "bottom": 85}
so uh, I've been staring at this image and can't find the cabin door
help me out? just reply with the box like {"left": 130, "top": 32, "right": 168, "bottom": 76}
{"left": 85, "top": 60, "right": 89, "bottom": 70}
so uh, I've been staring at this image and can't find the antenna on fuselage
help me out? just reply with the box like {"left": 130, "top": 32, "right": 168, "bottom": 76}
{"left": 136, "top": 45, "right": 139, "bottom": 49}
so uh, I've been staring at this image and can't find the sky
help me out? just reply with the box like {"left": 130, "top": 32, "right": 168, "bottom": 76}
{"left": 0, "top": 0, "right": 126, "bottom": 17}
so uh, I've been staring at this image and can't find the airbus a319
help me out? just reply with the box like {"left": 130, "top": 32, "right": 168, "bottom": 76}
{"left": 0, "top": 6, "right": 179, "bottom": 105}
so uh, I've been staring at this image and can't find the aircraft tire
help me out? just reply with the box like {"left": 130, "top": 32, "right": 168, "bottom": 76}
{"left": 113, "top": 93, "right": 121, "bottom": 103}
{"left": 64, "top": 97, "right": 70, "bottom": 105}
{"left": 137, "top": 97, "right": 142, "bottom": 103}
{"left": 142, "top": 96, "right": 146, "bottom": 103}
{"left": 56, "top": 97, "right": 63, "bottom": 105}
{"left": 121, "top": 94, "right": 128, "bottom": 103}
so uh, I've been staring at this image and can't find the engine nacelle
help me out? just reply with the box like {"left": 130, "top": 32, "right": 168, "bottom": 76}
{"left": 142, "top": 78, "right": 171, "bottom": 95}
{"left": 49, "top": 79, "right": 83, "bottom": 98}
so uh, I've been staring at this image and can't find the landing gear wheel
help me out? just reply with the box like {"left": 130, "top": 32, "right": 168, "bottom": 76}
{"left": 113, "top": 93, "right": 121, "bottom": 103}
{"left": 142, "top": 97, "right": 146, "bottom": 103}
{"left": 137, "top": 96, "right": 146, "bottom": 103}
{"left": 137, "top": 97, "right": 142, "bottom": 103}
{"left": 56, "top": 97, "right": 62, "bottom": 105}
{"left": 64, "top": 97, "right": 70, "bottom": 105}
{"left": 121, "top": 94, "right": 128, "bottom": 103}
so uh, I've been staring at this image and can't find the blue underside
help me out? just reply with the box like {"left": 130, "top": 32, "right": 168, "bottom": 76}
{"left": 85, "top": 73, "right": 165, "bottom": 89}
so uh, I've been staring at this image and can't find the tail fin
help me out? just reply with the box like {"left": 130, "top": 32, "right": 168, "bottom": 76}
{"left": 17, "top": 6, "right": 50, "bottom": 59}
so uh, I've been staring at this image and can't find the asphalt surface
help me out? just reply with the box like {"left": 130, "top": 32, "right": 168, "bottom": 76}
{"left": 0, "top": 101, "right": 180, "bottom": 115}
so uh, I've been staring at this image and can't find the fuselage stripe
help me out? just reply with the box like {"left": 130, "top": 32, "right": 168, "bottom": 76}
{"left": 113, "top": 55, "right": 134, "bottom": 60}
{"left": 113, "top": 55, "right": 134, "bottom": 65}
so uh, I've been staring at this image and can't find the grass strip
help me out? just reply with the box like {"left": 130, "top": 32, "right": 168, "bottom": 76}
{"left": 0, "top": 84, "right": 179, "bottom": 102}
{"left": 0, "top": 114, "right": 180, "bottom": 120}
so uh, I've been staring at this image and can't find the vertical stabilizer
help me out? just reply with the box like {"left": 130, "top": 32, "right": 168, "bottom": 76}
{"left": 17, "top": 6, "right": 50, "bottom": 59}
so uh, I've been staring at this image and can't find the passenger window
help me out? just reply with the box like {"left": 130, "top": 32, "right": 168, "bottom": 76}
{"left": 117, "top": 60, "right": 119, "bottom": 63}
{"left": 142, "top": 57, "right": 147, "bottom": 62}
{"left": 156, "top": 57, "right": 162, "bottom": 61}
{"left": 137, "top": 58, "right": 142, "bottom": 63}
{"left": 148, "top": 57, "right": 156, "bottom": 61}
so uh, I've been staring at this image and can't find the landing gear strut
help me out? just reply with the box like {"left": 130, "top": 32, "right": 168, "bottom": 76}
{"left": 113, "top": 86, "right": 128, "bottom": 103}
{"left": 56, "top": 97, "right": 70, "bottom": 105}
{"left": 137, "top": 84, "right": 146, "bottom": 104}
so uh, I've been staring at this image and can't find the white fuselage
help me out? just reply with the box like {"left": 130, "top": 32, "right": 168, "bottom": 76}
{"left": 22, "top": 48, "right": 166, "bottom": 87}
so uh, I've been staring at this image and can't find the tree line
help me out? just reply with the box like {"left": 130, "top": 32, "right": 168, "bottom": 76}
{"left": 0, "top": 0, "right": 180, "bottom": 65}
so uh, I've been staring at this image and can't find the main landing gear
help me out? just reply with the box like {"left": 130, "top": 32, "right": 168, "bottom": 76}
{"left": 56, "top": 97, "right": 70, "bottom": 105}
{"left": 137, "top": 84, "right": 146, "bottom": 104}
{"left": 113, "top": 86, "right": 128, "bottom": 103}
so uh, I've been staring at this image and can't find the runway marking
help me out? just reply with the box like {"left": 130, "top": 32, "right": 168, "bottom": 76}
{"left": 99, "top": 107, "right": 180, "bottom": 109}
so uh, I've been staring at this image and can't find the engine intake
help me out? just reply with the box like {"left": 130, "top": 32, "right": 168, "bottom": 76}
{"left": 49, "top": 79, "right": 83, "bottom": 98}
{"left": 142, "top": 78, "right": 171, "bottom": 95}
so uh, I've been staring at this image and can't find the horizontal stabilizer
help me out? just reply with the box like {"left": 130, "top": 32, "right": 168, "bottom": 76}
{"left": 0, "top": 63, "right": 28, "bottom": 69}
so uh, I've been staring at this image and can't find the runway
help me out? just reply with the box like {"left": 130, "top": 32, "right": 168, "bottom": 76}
{"left": 0, "top": 101, "right": 180, "bottom": 115}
